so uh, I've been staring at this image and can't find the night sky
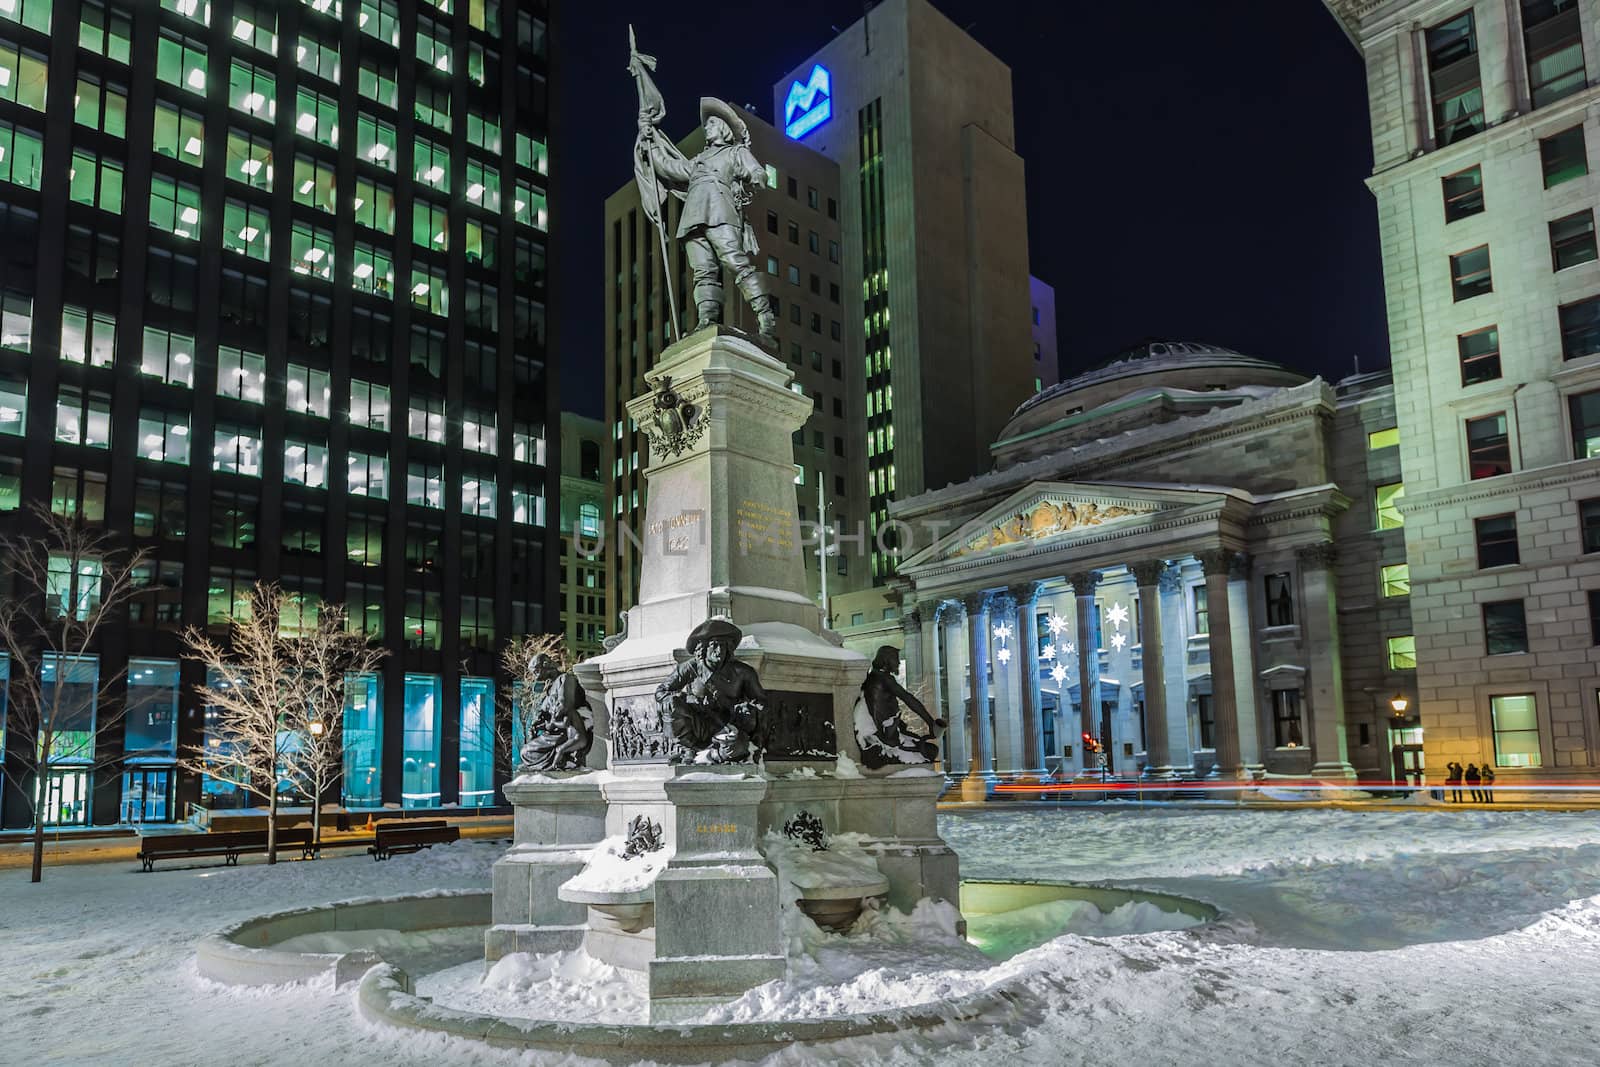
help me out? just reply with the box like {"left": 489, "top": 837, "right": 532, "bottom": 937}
{"left": 550, "top": 1, "right": 1388, "bottom": 420}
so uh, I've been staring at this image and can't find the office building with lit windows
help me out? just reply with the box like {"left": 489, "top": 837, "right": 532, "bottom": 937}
{"left": 1325, "top": 0, "right": 1600, "bottom": 788}
{"left": 558, "top": 411, "right": 606, "bottom": 658}
{"left": 603, "top": 107, "right": 856, "bottom": 628}
{"left": 774, "top": 0, "right": 1039, "bottom": 596}
{"left": 0, "top": 0, "right": 556, "bottom": 828}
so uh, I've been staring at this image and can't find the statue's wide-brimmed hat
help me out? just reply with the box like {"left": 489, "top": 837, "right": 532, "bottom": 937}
{"left": 699, "top": 97, "right": 749, "bottom": 142}
{"left": 687, "top": 618, "right": 743, "bottom": 651}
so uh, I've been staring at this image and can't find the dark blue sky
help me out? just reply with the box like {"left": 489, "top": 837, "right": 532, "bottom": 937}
{"left": 551, "top": 1, "right": 1387, "bottom": 419}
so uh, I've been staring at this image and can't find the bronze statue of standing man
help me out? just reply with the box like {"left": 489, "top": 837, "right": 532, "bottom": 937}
{"left": 628, "top": 29, "right": 778, "bottom": 344}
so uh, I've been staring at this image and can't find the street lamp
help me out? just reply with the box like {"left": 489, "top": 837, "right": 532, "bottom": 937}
{"left": 1389, "top": 694, "right": 1409, "bottom": 717}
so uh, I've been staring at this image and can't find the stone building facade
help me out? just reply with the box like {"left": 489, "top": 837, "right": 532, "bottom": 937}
{"left": 1325, "top": 0, "right": 1600, "bottom": 784}
{"left": 888, "top": 344, "right": 1415, "bottom": 787}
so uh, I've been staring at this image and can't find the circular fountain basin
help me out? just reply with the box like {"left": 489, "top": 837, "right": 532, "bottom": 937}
{"left": 201, "top": 879, "right": 1218, "bottom": 1061}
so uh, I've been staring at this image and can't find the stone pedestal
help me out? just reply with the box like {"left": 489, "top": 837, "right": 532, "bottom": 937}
{"left": 649, "top": 770, "right": 782, "bottom": 1020}
{"left": 493, "top": 325, "right": 963, "bottom": 1019}
{"left": 485, "top": 772, "right": 607, "bottom": 962}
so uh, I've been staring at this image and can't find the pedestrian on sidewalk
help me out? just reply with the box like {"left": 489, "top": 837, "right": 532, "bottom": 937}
{"left": 1480, "top": 764, "right": 1496, "bottom": 803}
{"left": 1465, "top": 763, "right": 1482, "bottom": 804}
{"left": 1446, "top": 762, "right": 1463, "bottom": 803}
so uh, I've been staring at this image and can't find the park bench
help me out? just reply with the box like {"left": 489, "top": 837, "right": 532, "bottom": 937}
{"left": 368, "top": 820, "right": 459, "bottom": 861}
{"left": 136, "top": 827, "right": 318, "bottom": 872}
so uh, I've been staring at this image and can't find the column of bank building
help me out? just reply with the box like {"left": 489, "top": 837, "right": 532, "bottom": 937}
{"left": 1324, "top": 0, "right": 1600, "bottom": 787}
{"left": 0, "top": 0, "right": 557, "bottom": 828}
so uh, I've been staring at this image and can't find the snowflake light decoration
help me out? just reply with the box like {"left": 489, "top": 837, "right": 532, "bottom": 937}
{"left": 996, "top": 647, "right": 1012, "bottom": 665}
{"left": 992, "top": 622, "right": 1014, "bottom": 642}
{"left": 1109, "top": 631, "right": 1128, "bottom": 651}
{"left": 1106, "top": 603, "right": 1130, "bottom": 630}
{"left": 1050, "top": 664, "right": 1068, "bottom": 685}
{"left": 1040, "top": 644, "right": 1056, "bottom": 662}
{"left": 1046, "top": 613, "right": 1068, "bottom": 636}
{"left": 1063, "top": 642, "right": 1076, "bottom": 656}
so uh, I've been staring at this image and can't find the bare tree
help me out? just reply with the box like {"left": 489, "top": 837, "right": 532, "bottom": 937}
{"left": 179, "top": 583, "right": 301, "bottom": 865}
{"left": 0, "top": 504, "right": 150, "bottom": 883}
{"left": 495, "top": 633, "right": 571, "bottom": 779}
{"left": 278, "top": 602, "right": 387, "bottom": 847}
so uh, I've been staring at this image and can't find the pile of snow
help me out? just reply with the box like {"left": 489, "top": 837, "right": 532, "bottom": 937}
{"left": 11, "top": 808, "right": 1600, "bottom": 1063}
{"left": 418, "top": 949, "right": 649, "bottom": 1023}
{"left": 762, "top": 830, "right": 885, "bottom": 892}
{"left": 965, "top": 897, "right": 1202, "bottom": 960}
{"left": 560, "top": 834, "right": 667, "bottom": 896}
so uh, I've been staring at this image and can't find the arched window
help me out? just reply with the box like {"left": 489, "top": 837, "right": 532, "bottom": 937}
{"left": 578, "top": 501, "right": 600, "bottom": 538}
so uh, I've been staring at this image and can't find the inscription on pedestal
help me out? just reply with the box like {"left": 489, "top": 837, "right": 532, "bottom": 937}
{"left": 736, "top": 499, "right": 796, "bottom": 559}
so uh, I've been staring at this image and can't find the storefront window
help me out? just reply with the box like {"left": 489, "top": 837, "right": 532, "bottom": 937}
{"left": 402, "top": 673, "right": 440, "bottom": 808}
{"left": 342, "top": 672, "right": 382, "bottom": 807}
{"left": 459, "top": 677, "right": 495, "bottom": 807}
{"left": 41, "top": 653, "right": 97, "bottom": 762}
{"left": 201, "top": 667, "right": 247, "bottom": 808}
{"left": 124, "top": 659, "right": 178, "bottom": 755}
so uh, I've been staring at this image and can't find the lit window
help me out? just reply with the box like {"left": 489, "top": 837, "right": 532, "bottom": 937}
{"left": 68, "top": 150, "right": 123, "bottom": 213}
{"left": 414, "top": 135, "right": 450, "bottom": 191}
{"left": 153, "top": 101, "right": 204, "bottom": 165}
{"left": 466, "top": 159, "right": 500, "bottom": 210}
{"left": 513, "top": 424, "right": 545, "bottom": 465}
{"left": 0, "top": 119, "right": 43, "bottom": 189}
{"left": 407, "top": 461, "right": 443, "bottom": 508}
{"left": 0, "top": 41, "right": 47, "bottom": 111}
{"left": 357, "top": 115, "right": 396, "bottom": 170}
{"left": 295, "top": 88, "right": 339, "bottom": 146}
{"left": 222, "top": 198, "right": 270, "bottom": 260}
{"left": 73, "top": 76, "right": 126, "bottom": 136}
{"left": 231, "top": 2, "right": 277, "bottom": 53}
{"left": 461, "top": 475, "right": 496, "bottom": 518}
{"left": 1386, "top": 635, "right": 1416, "bottom": 670}
{"left": 137, "top": 409, "right": 190, "bottom": 464}
{"left": 295, "top": 35, "right": 339, "bottom": 83}
{"left": 1380, "top": 563, "right": 1410, "bottom": 597}
{"left": 358, "top": 59, "right": 397, "bottom": 108}
{"left": 2, "top": 0, "right": 51, "bottom": 33}
{"left": 416, "top": 14, "right": 452, "bottom": 72}
{"left": 156, "top": 33, "right": 207, "bottom": 95}
{"left": 217, "top": 346, "right": 265, "bottom": 403}
{"left": 283, "top": 438, "right": 329, "bottom": 488}
{"left": 410, "top": 264, "right": 448, "bottom": 316}
{"left": 357, "top": 0, "right": 401, "bottom": 48}
{"left": 212, "top": 424, "right": 263, "bottom": 476}
{"left": 1375, "top": 482, "right": 1405, "bottom": 529}
{"left": 290, "top": 223, "right": 335, "bottom": 280}
{"left": 160, "top": 0, "right": 208, "bottom": 26}
{"left": 347, "top": 452, "right": 387, "bottom": 498}
{"left": 79, "top": 2, "right": 130, "bottom": 62}
{"left": 516, "top": 132, "right": 549, "bottom": 175}
{"left": 511, "top": 486, "right": 544, "bottom": 525}
{"left": 1490, "top": 693, "right": 1541, "bottom": 768}
{"left": 412, "top": 199, "right": 449, "bottom": 250}
{"left": 55, "top": 388, "right": 112, "bottom": 448}
{"left": 351, "top": 177, "right": 395, "bottom": 230}
{"left": 407, "top": 399, "right": 445, "bottom": 443}
{"left": 60, "top": 307, "right": 116, "bottom": 368}
{"left": 350, "top": 380, "right": 389, "bottom": 430}
{"left": 514, "top": 181, "right": 547, "bottom": 230}
{"left": 225, "top": 128, "right": 273, "bottom": 190}
{"left": 149, "top": 175, "right": 201, "bottom": 239}
{"left": 350, "top": 243, "right": 394, "bottom": 296}
{"left": 1271, "top": 689, "right": 1303, "bottom": 747}
{"left": 1367, "top": 426, "right": 1399, "bottom": 450}
{"left": 416, "top": 82, "right": 451, "bottom": 130}
{"left": 463, "top": 410, "right": 496, "bottom": 453}
{"left": 140, "top": 326, "right": 195, "bottom": 388}
{"left": 285, "top": 363, "right": 331, "bottom": 418}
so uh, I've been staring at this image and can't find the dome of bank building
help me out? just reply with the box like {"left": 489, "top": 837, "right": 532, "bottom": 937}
{"left": 994, "top": 339, "right": 1310, "bottom": 467}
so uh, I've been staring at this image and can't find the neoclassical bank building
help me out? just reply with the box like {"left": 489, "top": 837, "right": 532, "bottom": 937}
{"left": 884, "top": 343, "right": 1417, "bottom": 788}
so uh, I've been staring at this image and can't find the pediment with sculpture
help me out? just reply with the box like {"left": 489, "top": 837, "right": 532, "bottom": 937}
{"left": 954, "top": 497, "right": 1157, "bottom": 556}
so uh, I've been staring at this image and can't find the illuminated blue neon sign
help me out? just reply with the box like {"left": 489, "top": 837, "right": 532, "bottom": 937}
{"left": 784, "top": 64, "right": 832, "bottom": 140}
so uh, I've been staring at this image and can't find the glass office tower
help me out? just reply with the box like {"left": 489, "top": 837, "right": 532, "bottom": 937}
{"left": 0, "top": 0, "right": 556, "bottom": 827}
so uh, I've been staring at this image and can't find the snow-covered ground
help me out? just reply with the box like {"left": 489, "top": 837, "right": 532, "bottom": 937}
{"left": 6, "top": 806, "right": 1600, "bottom": 1064}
